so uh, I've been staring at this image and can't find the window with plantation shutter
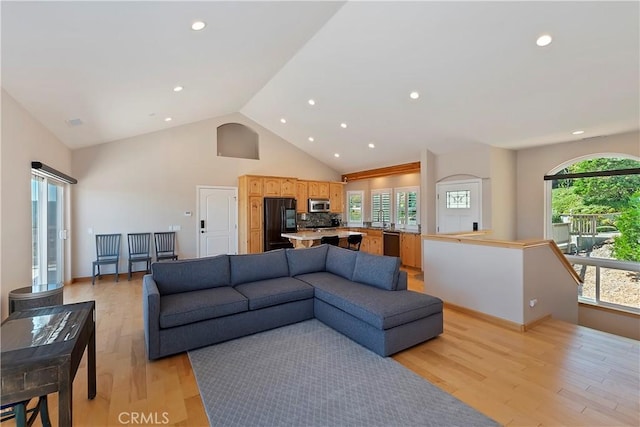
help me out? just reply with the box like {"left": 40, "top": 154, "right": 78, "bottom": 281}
{"left": 371, "top": 189, "right": 391, "bottom": 226}
{"left": 395, "top": 186, "right": 419, "bottom": 230}
{"left": 347, "top": 191, "right": 364, "bottom": 226}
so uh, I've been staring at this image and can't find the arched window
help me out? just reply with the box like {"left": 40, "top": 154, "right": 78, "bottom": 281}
{"left": 545, "top": 155, "right": 640, "bottom": 311}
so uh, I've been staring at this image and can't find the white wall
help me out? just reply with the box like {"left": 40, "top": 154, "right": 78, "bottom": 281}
{"left": 423, "top": 238, "right": 578, "bottom": 326}
{"left": 523, "top": 245, "right": 578, "bottom": 324}
{"left": 516, "top": 131, "right": 640, "bottom": 240}
{"left": 578, "top": 305, "right": 639, "bottom": 341}
{"left": 490, "top": 148, "right": 517, "bottom": 240}
{"left": 423, "top": 239, "right": 525, "bottom": 324}
{"left": 421, "top": 150, "right": 437, "bottom": 234}
{"left": 1, "top": 90, "right": 72, "bottom": 320}
{"left": 433, "top": 145, "right": 517, "bottom": 238}
{"left": 71, "top": 112, "right": 340, "bottom": 278}
{"left": 435, "top": 145, "right": 492, "bottom": 180}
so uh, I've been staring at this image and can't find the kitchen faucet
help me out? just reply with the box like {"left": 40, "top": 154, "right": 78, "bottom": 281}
{"left": 378, "top": 209, "right": 387, "bottom": 228}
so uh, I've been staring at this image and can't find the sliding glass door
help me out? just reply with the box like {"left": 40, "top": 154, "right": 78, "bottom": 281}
{"left": 32, "top": 174, "right": 65, "bottom": 284}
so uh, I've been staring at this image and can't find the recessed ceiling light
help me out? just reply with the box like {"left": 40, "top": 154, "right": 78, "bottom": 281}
{"left": 340, "top": 123, "right": 347, "bottom": 129}
{"left": 308, "top": 137, "right": 315, "bottom": 142}
{"left": 572, "top": 130, "right": 585, "bottom": 135}
{"left": 368, "top": 143, "right": 375, "bottom": 148}
{"left": 334, "top": 153, "right": 340, "bottom": 158}
{"left": 308, "top": 99, "right": 316, "bottom": 106}
{"left": 409, "top": 91, "right": 420, "bottom": 100}
{"left": 164, "top": 117, "right": 172, "bottom": 122}
{"left": 280, "top": 118, "right": 287, "bottom": 124}
{"left": 191, "top": 21, "right": 206, "bottom": 31}
{"left": 536, "top": 34, "right": 552, "bottom": 47}
{"left": 173, "top": 86, "right": 183, "bottom": 92}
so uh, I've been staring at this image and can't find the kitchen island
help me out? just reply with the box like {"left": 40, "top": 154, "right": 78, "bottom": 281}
{"left": 282, "top": 230, "right": 365, "bottom": 249}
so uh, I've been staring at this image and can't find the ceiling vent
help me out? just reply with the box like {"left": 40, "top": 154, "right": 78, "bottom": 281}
{"left": 65, "top": 118, "right": 83, "bottom": 127}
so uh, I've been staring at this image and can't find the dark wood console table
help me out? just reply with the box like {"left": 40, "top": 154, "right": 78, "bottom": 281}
{"left": 1, "top": 301, "right": 96, "bottom": 427}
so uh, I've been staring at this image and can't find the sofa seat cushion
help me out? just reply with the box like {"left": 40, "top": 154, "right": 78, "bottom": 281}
{"left": 296, "top": 272, "right": 442, "bottom": 330}
{"left": 159, "top": 287, "right": 248, "bottom": 329}
{"left": 235, "top": 277, "right": 314, "bottom": 310}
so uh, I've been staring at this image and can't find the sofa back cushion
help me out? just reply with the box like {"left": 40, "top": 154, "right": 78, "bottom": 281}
{"left": 352, "top": 251, "right": 401, "bottom": 291}
{"left": 230, "top": 249, "right": 289, "bottom": 286}
{"left": 152, "top": 255, "right": 230, "bottom": 295}
{"left": 286, "top": 245, "right": 328, "bottom": 276}
{"left": 325, "top": 245, "right": 358, "bottom": 280}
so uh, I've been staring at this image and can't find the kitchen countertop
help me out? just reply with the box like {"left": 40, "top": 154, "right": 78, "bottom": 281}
{"left": 349, "top": 226, "right": 421, "bottom": 235}
{"left": 282, "top": 230, "right": 365, "bottom": 249}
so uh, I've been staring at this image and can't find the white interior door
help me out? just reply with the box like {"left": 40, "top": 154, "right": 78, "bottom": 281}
{"left": 436, "top": 179, "right": 482, "bottom": 234}
{"left": 198, "top": 187, "right": 238, "bottom": 257}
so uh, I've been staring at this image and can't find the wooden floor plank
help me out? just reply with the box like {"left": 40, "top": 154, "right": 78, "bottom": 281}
{"left": 4, "top": 273, "right": 638, "bottom": 427}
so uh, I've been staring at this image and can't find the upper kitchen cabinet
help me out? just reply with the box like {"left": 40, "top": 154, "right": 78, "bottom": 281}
{"left": 296, "top": 181, "right": 308, "bottom": 213}
{"left": 281, "top": 178, "right": 297, "bottom": 197}
{"left": 247, "top": 176, "right": 263, "bottom": 196}
{"left": 308, "top": 181, "right": 330, "bottom": 198}
{"left": 263, "top": 177, "right": 282, "bottom": 196}
{"left": 330, "top": 182, "right": 344, "bottom": 213}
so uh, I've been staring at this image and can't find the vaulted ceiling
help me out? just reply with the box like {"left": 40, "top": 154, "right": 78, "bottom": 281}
{"left": 2, "top": 1, "right": 638, "bottom": 173}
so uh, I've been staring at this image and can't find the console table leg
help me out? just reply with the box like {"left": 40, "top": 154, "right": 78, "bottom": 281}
{"left": 88, "top": 328, "right": 96, "bottom": 399}
{"left": 59, "top": 363, "right": 72, "bottom": 427}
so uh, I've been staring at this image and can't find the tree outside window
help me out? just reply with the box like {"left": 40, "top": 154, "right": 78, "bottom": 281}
{"left": 347, "top": 191, "right": 364, "bottom": 227}
{"left": 395, "top": 186, "right": 419, "bottom": 230}
{"left": 550, "top": 157, "right": 640, "bottom": 311}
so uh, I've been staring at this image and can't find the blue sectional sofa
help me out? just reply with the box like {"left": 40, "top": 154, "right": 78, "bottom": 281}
{"left": 143, "top": 244, "right": 443, "bottom": 360}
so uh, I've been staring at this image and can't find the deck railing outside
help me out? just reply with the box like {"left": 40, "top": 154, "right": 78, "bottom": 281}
{"left": 566, "top": 255, "right": 640, "bottom": 312}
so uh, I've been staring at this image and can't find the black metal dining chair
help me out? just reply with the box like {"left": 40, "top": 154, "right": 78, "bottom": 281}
{"left": 127, "top": 233, "right": 152, "bottom": 280}
{"left": 92, "top": 234, "right": 121, "bottom": 285}
{"left": 347, "top": 234, "right": 363, "bottom": 251}
{"left": 320, "top": 236, "right": 340, "bottom": 246}
{"left": 154, "top": 232, "right": 178, "bottom": 261}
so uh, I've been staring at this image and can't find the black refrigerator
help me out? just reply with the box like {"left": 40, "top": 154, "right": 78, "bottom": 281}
{"left": 263, "top": 198, "right": 297, "bottom": 252}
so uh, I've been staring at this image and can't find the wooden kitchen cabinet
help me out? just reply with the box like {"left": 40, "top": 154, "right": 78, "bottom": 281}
{"left": 247, "top": 176, "right": 263, "bottom": 196}
{"left": 263, "top": 177, "right": 282, "bottom": 197}
{"left": 400, "top": 232, "right": 422, "bottom": 268}
{"left": 308, "top": 181, "right": 330, "bottom": 198}
{"left": 368, "top": 235, "right": 383, "bottom": 255}
{"left": 249, "top": 197, "right": 263, "bottom": 230}
{"left": 248, "top": 197, "right": 263, "bottom": 253}
{"left": 296, "top": 181, "right": 308, "bottom": 213}
{"left": 329, "top": 182, "right": 344, "bottom": 213}
{"left": 281, "top": 178, "right": 297, "bottom": 197}
{"left": 239, "top": 174, "right": 342, "bottom": 254}
{"left": 249, "top": 229, "right": 262, "bottom": 254}
{"left": 239, "top": 176, "right": 264, "bottom": 254}
{"left": 359, "top": 229, "right": 382, "bottom": 255}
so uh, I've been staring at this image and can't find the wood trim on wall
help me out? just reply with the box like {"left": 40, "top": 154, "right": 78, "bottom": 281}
{"left": 548, "top": 240, "right": 583, "bottom": 286}
{"left": 341, "top": 162, "right": 421, "bottom": 182}
{"left": 444, "top": 302, "right": 552, "bottom": 332}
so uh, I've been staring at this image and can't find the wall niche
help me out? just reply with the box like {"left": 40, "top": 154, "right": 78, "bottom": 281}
{"left": 217, "top": 123, "right": 259, "bottom": 160}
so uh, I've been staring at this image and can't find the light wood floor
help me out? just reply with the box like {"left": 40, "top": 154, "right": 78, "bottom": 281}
{"left": 10, "top": 272, "right": 639, "bottom": 426}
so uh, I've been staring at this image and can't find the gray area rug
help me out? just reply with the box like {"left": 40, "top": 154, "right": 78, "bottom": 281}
{"left": 189, "top": 319, "right": 499, "bottom": 427}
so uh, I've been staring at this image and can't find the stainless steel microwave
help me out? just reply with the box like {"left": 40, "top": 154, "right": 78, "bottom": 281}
{"left": 308, "top": 198, "right": 331, "bottom": 213}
